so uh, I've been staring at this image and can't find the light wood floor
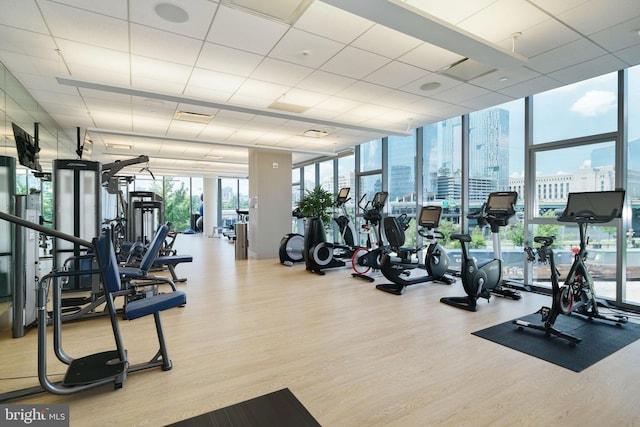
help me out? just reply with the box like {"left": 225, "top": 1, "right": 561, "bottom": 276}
{"left": 1, "top": 234, "right": 640, "bottom": 426}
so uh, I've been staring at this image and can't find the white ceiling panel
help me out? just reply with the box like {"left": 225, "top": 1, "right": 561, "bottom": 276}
{"left": 49, "top": 0, "right": 128, "bottom": 20}
{"left": 398, "top": 42, "right": 464, "bottom": 72}
{"left": 249, "top": 57, "right": 314, "bottom": 87}
{"left": 526, "top": 38, "right": 608, "bottom": 74}
{"left": 196, "top": 42, "right": 263, "bottom": 76}
{"left": 207, "top": 5, "right": 288, "bottom": 55}
{"left": 352, "top": 24, "right": 423, "bottom": 59}
{"left": 548, "top": 54, "right": 629, "bottom": 85}
{"left": 321, "top": 46, "right": 390, "bottom": 79}
{"left": 0, "top": 0, "right": 49, "bottom": 33}
{"left": 293, "top": 1, "right": 372, "bottom": 44}
{"left": 130, "top": 55, "right": 193, "bottom": 92}
{"left": 130, "top": 24, "right": 203, "bottom": 65}
{"left": 363, "top": 61, "right": 429, "bottom": 89}
{"left": 0, "top": 26, "right": 58, "bottom": 59}
{"left": 556, "top": 0, "right": 640, "bottom": 35}
{"left": 269, "top": 28, "right": 345, "bottom": 68}
{"left": 402, "top": 0, "right": 496, "bottom": 25}
{"left": 338, "top": 81, "right": 394, "bottom": 103}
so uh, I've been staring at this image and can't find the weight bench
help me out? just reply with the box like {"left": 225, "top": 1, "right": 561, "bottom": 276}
{"left": 152, "top": 254, "right": 193, "bottom": 283}
{"left": 96, "top": 233, "right": 187, "bottom": 372}
{"left": 119, "top": 223, "right": 177, "bottom": 293}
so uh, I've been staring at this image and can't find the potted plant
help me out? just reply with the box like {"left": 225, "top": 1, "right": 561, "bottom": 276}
{"left": 297, "top": 186, "right": 334, "bottom": 225}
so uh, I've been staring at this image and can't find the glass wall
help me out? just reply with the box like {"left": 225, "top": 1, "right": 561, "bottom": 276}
{"left": 387, "top": 131, "right": 417, "bottom": 245}
{"left": 626, "top": 65, "right": 640, "bottom": 304}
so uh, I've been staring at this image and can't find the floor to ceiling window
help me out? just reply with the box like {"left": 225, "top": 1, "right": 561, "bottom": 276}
{"left": 387, "top": 131, "right": 417, "bottom": 245}
{"left": 529, "top": 72, "right": 619, "bottom": 299}
{"left": 626, "top": 65, "right": 640, "bottom": 304}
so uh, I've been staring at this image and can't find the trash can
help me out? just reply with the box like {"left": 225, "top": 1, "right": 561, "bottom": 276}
{"left": 235, "top": 223, "right": 248, "bottom": 260}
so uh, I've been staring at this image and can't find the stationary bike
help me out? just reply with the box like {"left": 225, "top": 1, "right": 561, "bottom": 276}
{"left": 440, "top": 191, "right": 521, "bottom": 311}
{"left": 351, "top": 191, "right": 390, "bottom": 281}
{"left": 304, "top": 188, "right": 357, "bottom": 275}
{"left": 514, "top": 190, "right": 628, "bottom": 345}
{"left": 377, "top": 205, "right": 456, "bottom": 295}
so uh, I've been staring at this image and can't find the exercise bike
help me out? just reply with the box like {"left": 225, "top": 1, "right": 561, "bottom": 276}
{"left": 351, "top": 191, "right": 390, "bottom": 281}
{"left": 440, "top": 191, "right": 521, "bottom": 311}
{"left": 514, "top": 190, "right": 628, "bottom": 346}
{"left": 303, "top": 188, "right": 358, "bottom": 275}
{"left": 377, "top": 205, "right": 456, "bottom": 295}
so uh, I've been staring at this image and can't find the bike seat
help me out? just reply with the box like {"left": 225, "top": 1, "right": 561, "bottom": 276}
{"left": 451, "top": 233, "right": 471, "bottom": 243}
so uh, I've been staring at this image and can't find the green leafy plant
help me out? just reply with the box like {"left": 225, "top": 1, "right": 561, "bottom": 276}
{"left": 297, "top": 186, "right": 334, "bottom": 225}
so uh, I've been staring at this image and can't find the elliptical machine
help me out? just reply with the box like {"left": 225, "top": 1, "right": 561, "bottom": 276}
{"left": 303, "top": 188, "right": 357, "bottom": 275}
{"left": 514, "top": 190, "right": 628, "bottom": 346}
{"left": 351, "top": 191, "right": 390, "bottom": 281}
{"left": 440, "top": 191, "right": 521, "bottom": 311}
{"left": 279, "top": 208, "right": 307, "bottom": 265}
{"left": 377, "top": 205, "right": 456, "bottom": 295}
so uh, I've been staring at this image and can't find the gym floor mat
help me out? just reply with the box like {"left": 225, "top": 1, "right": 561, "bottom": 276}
{"left": 472, "top": 312, "right": 640, "bottom": 372}
{"left": 165, "top": 388, "right": 321, "bottom": 427}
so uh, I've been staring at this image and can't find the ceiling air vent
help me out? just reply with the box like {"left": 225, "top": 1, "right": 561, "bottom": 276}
{"left": 300, "top": 129, "right": 329, "bottom": 138}
{"left": 174, "top": 111, "right": 213, "bottom": 124}
{"left": 268, "top": 101, "right": 309, "bottom": 114}
{"left": 437, "top": 58, "right": 496, "bottom": 82}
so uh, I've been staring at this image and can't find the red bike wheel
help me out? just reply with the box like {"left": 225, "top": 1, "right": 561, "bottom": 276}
{"left": 352, "top": 247, "right": 371, "bottom": 275}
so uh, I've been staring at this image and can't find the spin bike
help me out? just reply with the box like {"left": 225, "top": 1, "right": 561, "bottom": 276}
{"left": 440, "top": 191, "right": 521, "bottom": 311}
{"left": 351, "top": 191, "right": 390, "bottom": 281}
{"left": 514, "top": 190, "right": 628, "bottom": 345}
{"left": 377, "top": 205, "right": 456, "bottom": 295}
{"left": 304, "top": 188, "right": 358, "bottom": 275}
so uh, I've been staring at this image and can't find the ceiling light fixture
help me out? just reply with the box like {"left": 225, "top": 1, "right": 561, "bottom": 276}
{"left": 300, "top": 129, "right": 329, "bottom": 138}
{"left": 105, "top": 143, "right": 132, "bottom": 150}
{"left": 204, "top": 155, "right": 224, "bottom": 160}
{"left": 419, "top": 82, "right": 441, "bottom": 91}
{"left": 174, "top": 111, "right": 213, "bottom": 124}
{"left": 155, "top": 3, "right": 189, "bottom": 23}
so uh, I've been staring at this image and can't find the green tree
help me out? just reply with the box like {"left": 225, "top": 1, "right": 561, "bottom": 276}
{"left": 470, "top": 225, "right": 486, "bottom": 249}
{"left": 163, "top": 177, "right": 191, "bottom": 231}
{"left": 506, "top": 221, "right": 524, "bottom": 247}
{"left": 437, "top": 219, "right": 460, "bottom": 248}
{"left": 537, "top": 210, "right": 562, "bottom": 248}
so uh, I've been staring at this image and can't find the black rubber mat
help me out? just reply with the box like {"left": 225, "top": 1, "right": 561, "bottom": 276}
{"left": 166, "top": 388, "right": 321, "bottom": 427}
{"left": 472, "top": 312, "right": 640, "bottom": 372}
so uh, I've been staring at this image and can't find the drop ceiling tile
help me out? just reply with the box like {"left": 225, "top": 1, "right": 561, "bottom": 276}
{"left": 130, "top": 24, "right": 203, "bottom": 65}
{"left": 494, "top": 18, "right": 582, "bottom": 59}
{"left": 398, "top": 42, "right": 464, "bottom": 72}
{"left": 457, "top": 0, "right": 549, "bottom": 44}
{"left": 39, "top": 1, "right": 129, "bottom": 51}
{"left": 269, "top": 28, "right": 345, "bottom": 68}
{"left": 308, "top": 96, "right": 361, "bottom": 114}
{"left": 589, "top": 17, "right": 640, "bottom": 52}
{"left": 471, "top": 65, "right": 542, "bottom": 91}
{"left": 131, "top": 55, "right": 193, "bottom": 91}
{"left": 497, "top": 74, "right": 562, "bottom": 99}
{"left": 614, "top": 43, "right": 640, "bottom": 66}
{"left": 431, "top": 83, "right": 490, "bottom": 104}
{"left": 232, "top": 78, "right": 290, "bottom": 103}
{"left": 0, "top": 1, "right": 48, "bottom": 32}
{"left": 402, "top": 0, "right": 496, "bottom": 25}
{"left": 401, "top": 72, "right": 462, "bottom": 97}
{"left": 56, "top": 39, "right": 130, "bottom": 80}
{"left": 207, "top": 5, "right": 288, "bottom": 55}
{"left": 197, "top": 43, "right": 262, "bottom": 76}
{"left": 337, "top": 81, "right": 392, "bottom": 103}
{"left": 352, "top": 24, "right": 423, "bottom": 59}
{"left": 296, "top": 70, "right": 356, "bottom": 95}
{"left": 373, "top": 90, "right": 424, "bottom": 109}
{"left": 527, "top": 0, "right": 588, "bottom": 16}
{"left": 459, "top": 91, "right": 514, "bottom": 110}
{"left": 557, "top": 0, "right": 640, "bottom": 35}
{"left": 293, "top": 1, "right": 372, "bottom": 44}
{"left": 0, "top": 26, "right": 58, "bottom": 59}
{"left": 363, "top": 61, "right": 429, "bottom": 89}
{"left": 249, "top": 57, "right": 314, "bottom": 86}
{"left": 188, "top": 68, "right": 246, "bottom": 94}
{"left": 526, "top": 38, "right": 608, "bottom": 74}
{"left": 49, "top": 0, "right": 128, "bottom": 20}
{"left": 129, "top": 0, "right": 218, "bottom": 39}
{"left": 321, "top": 46, "right": 390, "bottom": 80}
{"left": 548, "top": 54, "right": 628, "bottom": 84}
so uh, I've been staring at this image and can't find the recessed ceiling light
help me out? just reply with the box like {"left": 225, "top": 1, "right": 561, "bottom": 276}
{"left": 419, "top": 82, "right": 441, "bottom": 91}
{"left": 268, "top": 101, "right": 309, "bottom": 114}
{"left": 499, "top": 77, "right": 509, "bottom": 82}
{"left": 204, "top": 155, "right": 223, "bottom": 160}
{"left": 105, "top": 143, "right": 132, "bottom": 150}
{"left": 300, "top": 129, "right": 329, "bottom": 138}
{"left": 155, "top": 3, "right": 189, "bottom": 23}
{"left": 221, "top": 0, "right": 313, "bottom": 25}
{"left": 174, "top": 111, "right": 213, "bottom": 124}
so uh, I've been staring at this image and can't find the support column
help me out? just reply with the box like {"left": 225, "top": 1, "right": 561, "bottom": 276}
{"left": 203, "top": 177, "right": 218, "bottom": 237}
{"left": 248, "top": 149, "right": 292, "bottom": 259}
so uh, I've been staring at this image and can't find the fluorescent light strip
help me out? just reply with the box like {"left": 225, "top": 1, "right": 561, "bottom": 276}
{"left": 58, "top": 77, "right": 412, "bottom": 137}
{"left": 88, "top": 128, "right": 338, "bottom": 157}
